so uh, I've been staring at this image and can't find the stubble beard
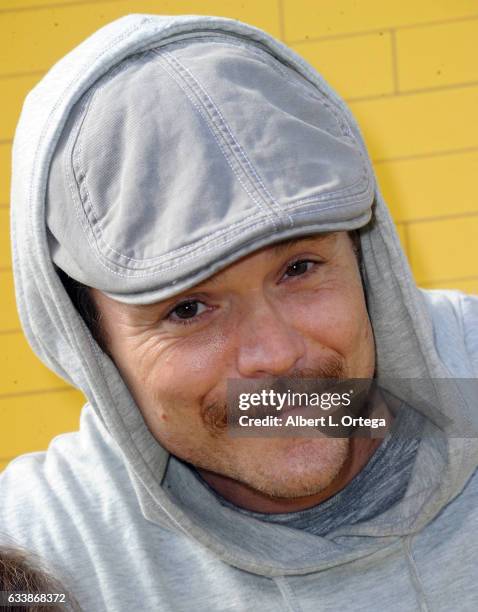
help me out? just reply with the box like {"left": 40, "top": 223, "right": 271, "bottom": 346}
{"left": 193, "top": 355, "right": 352, "bottom": 499}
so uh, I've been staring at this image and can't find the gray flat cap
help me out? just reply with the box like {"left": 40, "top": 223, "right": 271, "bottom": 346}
{"left": 46, "top": 33, "right": 374, "bottom": 304}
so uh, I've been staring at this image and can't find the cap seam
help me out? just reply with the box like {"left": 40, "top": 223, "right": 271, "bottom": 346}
{"left": 72, "top": 58, "right": 272, "bottom": 266}
{"left": 64, "top": 183, "right": 275, "bottom": 277}
{"left": 290, "top": 189, "right": 373, "bottom": 215}
{"left": 162, "top": 49, "right": 294, "bottom": 229}
{"left": 55, "top": 18, "right": 373, "bottom": 279}
{"left": 67, "top": 31, "right": 373, "bottom": 271}
{"left": 159, "top": 45, "right": 371, "bottom": 220}
{"left": 64, "top": 88, "right": 280, "bottom": 277}
{"left": 156, "top": 49, "right": 285, "bottom": 228}
{"left": 286, "top": 176, "right": 372, "bottom": 209}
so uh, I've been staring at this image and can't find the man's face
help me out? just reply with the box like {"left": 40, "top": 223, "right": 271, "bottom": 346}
{"left": 91, "top": 231, "right": 375, "bottom": 498}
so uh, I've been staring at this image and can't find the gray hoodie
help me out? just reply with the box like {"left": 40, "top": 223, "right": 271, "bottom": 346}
{"left": 2, "top": 13, "right": 478, "bottom": 612}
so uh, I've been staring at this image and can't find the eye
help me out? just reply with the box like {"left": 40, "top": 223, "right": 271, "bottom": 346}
{"left": 282, "top": 259, "right": 318, "bottom": 279}
{"left": 167, "top": 299, "right": 208, "bottom": 323}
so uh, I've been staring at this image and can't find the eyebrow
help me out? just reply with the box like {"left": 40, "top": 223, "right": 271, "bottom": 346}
{"left": 272, "top": 232, "right": 332, "bottom": 256}
{"left": 197, "top": 234, "right": 332, "bottom": 289}
{"left": 154, "top": 233, "right": 334, "bottom": 299}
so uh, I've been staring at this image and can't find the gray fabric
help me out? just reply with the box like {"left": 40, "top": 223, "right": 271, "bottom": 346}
{"left": 4, "top": 12, "right": 478, "bottom": 611}
{"left": 46, "top": 35, "right": 373, "bottom": 304}
{"left": 187, "top": 402, "right": 423, "bottom": 536}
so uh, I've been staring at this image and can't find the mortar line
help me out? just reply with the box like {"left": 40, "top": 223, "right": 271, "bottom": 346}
{"left": 397, "top": 210, "right": 478, "bottom": 225}
{"left": 0, "top": 70, "right": 44, "bottom": 81}
{"left": 285, "top": 13, "right": 478, "bottom": 44}
{"left": 0, "top": 386, "right": 78, "bottom": 400}
{"left": 277, "top": 0, "right": 285, "bottom": 41}
{"left": 420, "top": 274, "right": 478, "bottom": 287}
{"left": 346, "top": 79, "right": 478, "bottom": 104}
{"left": 373, "top": 146, "right": 478, "bottom": 164}
{"left": 390, "top": 28, "right": 399, "bottom": 94}
{"left": 0, "top": 0, "right": 123, "bottom": 15}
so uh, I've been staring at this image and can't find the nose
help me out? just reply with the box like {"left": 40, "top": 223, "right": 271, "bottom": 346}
{"left": 235, "top": 298, "right": 306, "bottom": 378}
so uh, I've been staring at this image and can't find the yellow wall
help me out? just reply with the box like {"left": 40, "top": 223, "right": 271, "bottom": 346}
{"left": 1, "top": 0, "right": 477, "bottom": 471}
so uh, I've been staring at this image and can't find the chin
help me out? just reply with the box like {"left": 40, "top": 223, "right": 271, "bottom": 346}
{"left": 236, "top": 436, "right": 351, "bottom": 499}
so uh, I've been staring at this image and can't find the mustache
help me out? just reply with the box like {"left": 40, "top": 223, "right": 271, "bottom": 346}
{"left": 200, "top": 356, "right": 346, "bottom": 436}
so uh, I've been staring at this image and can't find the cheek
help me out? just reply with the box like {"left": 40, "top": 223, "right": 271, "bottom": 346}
{"left": 288, "top": 285, "right": 370, "bottom": 357}
{"left": 126, "top": 329, "right": 231, "bottom": 415}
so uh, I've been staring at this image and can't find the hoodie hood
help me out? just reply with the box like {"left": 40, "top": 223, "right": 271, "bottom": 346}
{"left": 10, "top": 13, "right": 478, "bottom": 576}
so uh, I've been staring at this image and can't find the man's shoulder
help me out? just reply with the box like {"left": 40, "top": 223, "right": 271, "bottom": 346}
{"left": 418, "top": 288, "right": 478, "bottom": 375}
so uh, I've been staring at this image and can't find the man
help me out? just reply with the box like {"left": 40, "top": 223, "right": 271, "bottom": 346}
{"left": 2, "top": 13, "right": 478, "bottom": 612}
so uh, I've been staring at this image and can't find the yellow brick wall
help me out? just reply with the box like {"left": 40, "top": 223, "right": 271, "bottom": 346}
{"left": 1, "top": 1, "right": 477, "bottom": 470}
